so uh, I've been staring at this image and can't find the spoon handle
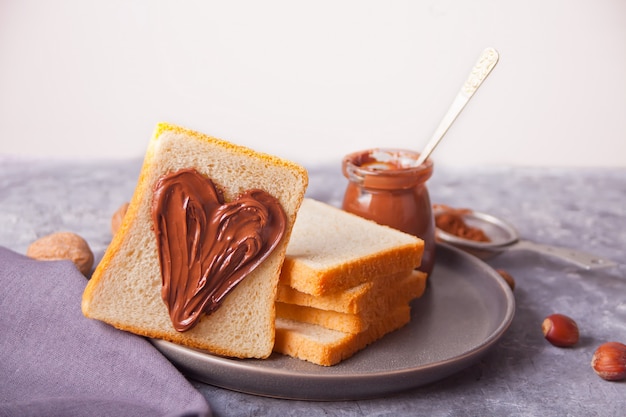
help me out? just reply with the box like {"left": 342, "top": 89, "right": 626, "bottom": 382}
{"left": 462, "top": 47, "right": 500, "bottom": 96}
{"left": 415, "top": 48, "right": 499, "bottom": 166}
{"left": 508, "top": 240, "right": 617, "bottom": 270}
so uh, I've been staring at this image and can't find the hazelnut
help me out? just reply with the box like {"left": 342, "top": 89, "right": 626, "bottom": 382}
{"left": 496, "top": 269, "right": 515, "bottom": 291}
{"left": 111, "top": 202, "right": 129, "bottom": 235}
{"left": 591, "top": 342, "right": 626, "bottom": 381}
{"left": 27, "top": 231, "right": 94, "bottom": 276}
{"left": 541, "top": 313, "right": 579, "bottom": 347}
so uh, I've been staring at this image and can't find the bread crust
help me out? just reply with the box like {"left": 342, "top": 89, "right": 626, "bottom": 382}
{"left": 274, "top": 305, "right": 412, "bottom": 366}
{"left": 277, "top": 270, "right": 426, "bottom": 314}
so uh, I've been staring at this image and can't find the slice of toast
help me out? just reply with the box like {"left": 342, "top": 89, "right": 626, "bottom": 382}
{"left": 281, "top": 199, "right": 424, "bottom": 296}
{"left": 274, "top": 304, "right": 411, "bottom": 366}
{"left": 276, "top": 270, "right": 427, "bottom": 314}
{"left": 275, "top": 270, "right": 426, "bottom": 333}
{"left": 82, "top": 123, "right": 308, "bottom": 359}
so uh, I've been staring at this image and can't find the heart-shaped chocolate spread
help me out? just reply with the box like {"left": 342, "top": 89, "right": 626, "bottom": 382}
{"left": 152, "top": 169, "right": 286, "bottom": 332}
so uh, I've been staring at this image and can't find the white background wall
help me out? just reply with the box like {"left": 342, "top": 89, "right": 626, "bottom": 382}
{"left": 1, "top": 0, "right": 625, "bottom": 168}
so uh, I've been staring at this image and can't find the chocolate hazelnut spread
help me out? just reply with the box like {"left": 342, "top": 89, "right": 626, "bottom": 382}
{"left": 152, "top": 168, "right": 286, "bottom": 332}
{"left": 433, "top": 205, "right": 491, "bottom": 242}
{"left": 342, "top": 149, "right": 436, "bottom": 275}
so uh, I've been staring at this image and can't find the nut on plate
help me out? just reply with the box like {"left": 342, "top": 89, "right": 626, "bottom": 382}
{"left": 27, "top": 231, "right": 94, "bottom": 276}
{"left": 541, "top": 313, "right": 579, "bottom": 347}
{"left": 591, "top": 342, "right": 626, "bottom": 381}
{"left": 496, "top": 269, "right": 515, "bottom": 291}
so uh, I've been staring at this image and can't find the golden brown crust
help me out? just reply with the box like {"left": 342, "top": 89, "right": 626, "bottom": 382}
{"left": 82, "top": 136, "right": 155, "bottom": 315}
{"left": 153, "top": 122, "right": 308, "bottom": 179}
{"left": 277, "top": 270, "right": 427, "bottom": 314}
{"left": 280, "top": 243, "right": 423, "bottom": 296}
{"left": 277, "top": 281, "right": 374, "bottom": 314}
{"left": 274, "top": 305, "right": 411, "bottom": 366}
{"left": 276, "top": 270, "right": 426, "bottom": 333}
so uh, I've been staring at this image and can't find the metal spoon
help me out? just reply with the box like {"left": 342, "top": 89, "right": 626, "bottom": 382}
{"left": 415, "top": 47, "right": 499, "bottom": 167}
{"left": 435, "top": 209, "right": 617, "bottom": 270}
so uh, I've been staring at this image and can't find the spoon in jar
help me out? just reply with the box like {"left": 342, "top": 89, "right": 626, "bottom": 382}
{"left": 414, "top": 47, "right": 499, "bottom": 167}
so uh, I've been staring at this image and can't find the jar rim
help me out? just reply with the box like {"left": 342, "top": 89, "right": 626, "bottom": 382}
{"left": 342, "top": 148, "right": 434, "bottom": 190}
{"left": 342, "top": 148, "right": 433, "bottom": 176}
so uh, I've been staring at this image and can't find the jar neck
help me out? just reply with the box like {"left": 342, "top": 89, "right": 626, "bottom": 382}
{"left": 342, "top": 148, "right": 433, "bottom": 191}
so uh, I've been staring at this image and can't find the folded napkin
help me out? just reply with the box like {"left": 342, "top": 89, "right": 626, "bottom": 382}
{"left": 0, "top": 247, "right": 211, "bottom": 417}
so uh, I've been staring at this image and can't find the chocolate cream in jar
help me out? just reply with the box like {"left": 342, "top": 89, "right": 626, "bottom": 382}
{"left": 341, "top": 148, "right": 436, "bottom": 275}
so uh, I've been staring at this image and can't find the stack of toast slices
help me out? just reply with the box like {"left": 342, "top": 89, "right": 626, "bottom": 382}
{"left": 274, "top": 198, "right": 426, "bottom": 366}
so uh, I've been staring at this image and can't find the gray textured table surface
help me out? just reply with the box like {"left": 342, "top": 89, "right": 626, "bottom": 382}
{"left": 1, "top": 156, "right": 625, "bottom": 416}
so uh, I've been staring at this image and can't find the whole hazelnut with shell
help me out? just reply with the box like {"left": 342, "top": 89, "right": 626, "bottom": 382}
{"left": 541, "top": 313, "right": 579, "bottom": 347}
{"left": 111, "top": 202, "right": 129, "bottom": 235}
{"left": 27, "top": 231, "right": 94, "bottom": 276}
{"left": 591, "top": 342, "right": 626, "bottom": 381}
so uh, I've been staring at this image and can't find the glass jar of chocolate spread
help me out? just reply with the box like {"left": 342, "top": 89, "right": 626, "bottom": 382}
{"left": 341, "top": 148, "right": 436, "bottom": 275}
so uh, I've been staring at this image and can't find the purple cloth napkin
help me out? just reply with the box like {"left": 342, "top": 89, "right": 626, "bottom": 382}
{"left": 0, "top": 246, "right": 211, "bottom": 417}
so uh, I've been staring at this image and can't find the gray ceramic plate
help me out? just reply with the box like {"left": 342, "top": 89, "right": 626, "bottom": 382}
{"left": 151, "top": 244, "right": 515, "bottom": 400}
